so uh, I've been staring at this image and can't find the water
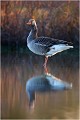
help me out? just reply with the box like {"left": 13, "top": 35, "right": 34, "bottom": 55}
{"left": 1, "top": 47, "right": 79, "bottom": 119}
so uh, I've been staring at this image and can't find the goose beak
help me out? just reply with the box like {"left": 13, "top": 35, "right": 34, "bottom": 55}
{"left": 26, "top": 21, "right": 31, "bottom": 25}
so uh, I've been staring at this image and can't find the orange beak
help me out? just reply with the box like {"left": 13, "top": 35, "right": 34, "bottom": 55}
{"left": 26, "top": 21, "right": 31, "bottom": 25}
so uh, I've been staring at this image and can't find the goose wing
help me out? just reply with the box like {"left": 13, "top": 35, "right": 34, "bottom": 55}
{"left": 34, "top": 37, "right": 70, "bottom": 47}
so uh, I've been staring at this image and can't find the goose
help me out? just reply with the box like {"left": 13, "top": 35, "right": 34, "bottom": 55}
{"left": 27, "top": 19, "right": 73, "bottom": 73}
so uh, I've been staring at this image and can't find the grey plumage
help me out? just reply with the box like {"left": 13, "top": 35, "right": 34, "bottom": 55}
{"left": 27, "top": 19, "right": 73, "bottom": 57}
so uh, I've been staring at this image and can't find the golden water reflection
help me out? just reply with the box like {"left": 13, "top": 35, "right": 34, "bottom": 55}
{"left": 1, "top": 51, "right": 79, "bottom": 119}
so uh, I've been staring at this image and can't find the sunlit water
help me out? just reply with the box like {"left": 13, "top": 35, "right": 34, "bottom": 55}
{"left": 1, "top": 47, "right": 79, "bottom": 119}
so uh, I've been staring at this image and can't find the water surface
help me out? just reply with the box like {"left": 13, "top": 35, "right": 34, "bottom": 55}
{"left": 1, "top": 48, "right": 79, "bottom": 119}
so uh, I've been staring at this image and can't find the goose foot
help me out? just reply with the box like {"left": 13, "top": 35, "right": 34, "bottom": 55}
{"left": 43, "top": 56, "right": 48, "bottom": 73}
{"left": 44, "top": 66, "right": 48, "bottom": 74}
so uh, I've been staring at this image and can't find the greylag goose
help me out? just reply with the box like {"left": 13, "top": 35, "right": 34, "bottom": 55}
{"left": 27, "top": 19, "right": 73, "bottom": 73}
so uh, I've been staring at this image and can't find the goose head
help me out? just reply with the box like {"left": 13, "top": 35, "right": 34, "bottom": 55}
{"left": 27, "top": 19, "right": 37, "bottom": 30}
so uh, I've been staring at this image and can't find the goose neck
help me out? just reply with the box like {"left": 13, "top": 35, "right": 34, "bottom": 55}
{"left": 27, "top": 26, "right": 38, "bottom": 43}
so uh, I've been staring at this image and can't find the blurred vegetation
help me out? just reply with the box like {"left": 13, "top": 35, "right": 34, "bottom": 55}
{"left": 1, "top": 1, "right": 79, "bottom": 47}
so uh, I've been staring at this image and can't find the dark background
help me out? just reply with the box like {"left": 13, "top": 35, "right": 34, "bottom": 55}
{"left": 1, "top": 1, "right": 79, "bottom": 49}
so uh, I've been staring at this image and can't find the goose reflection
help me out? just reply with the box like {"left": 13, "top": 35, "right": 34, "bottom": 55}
{"left": 26, "top": 73, "right": 72, "bottom": 108}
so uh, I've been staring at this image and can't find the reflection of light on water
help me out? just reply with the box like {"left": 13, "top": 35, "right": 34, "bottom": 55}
{"left": 1, "top": 50, "right": 79, "bottom": 119}
{"left": 26, "top": 73, "right": 72, "bottom": 109}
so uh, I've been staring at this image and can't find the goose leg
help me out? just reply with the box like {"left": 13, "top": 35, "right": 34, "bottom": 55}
{"left": 43, "top": 56, "right": 48, "bottom": 73}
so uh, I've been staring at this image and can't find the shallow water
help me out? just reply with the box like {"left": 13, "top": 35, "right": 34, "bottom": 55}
{"left": 1, "top": 48, "right": 79, "bottom": 119}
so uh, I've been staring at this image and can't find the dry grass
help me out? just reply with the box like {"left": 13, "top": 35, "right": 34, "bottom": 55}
{"left": 1, "top": 1, "right": 79, "bottom": 45}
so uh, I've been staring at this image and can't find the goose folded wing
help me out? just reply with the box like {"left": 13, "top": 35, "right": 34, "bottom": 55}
{"left": 34, "top": 37, "right": 71, "bottom": 47}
